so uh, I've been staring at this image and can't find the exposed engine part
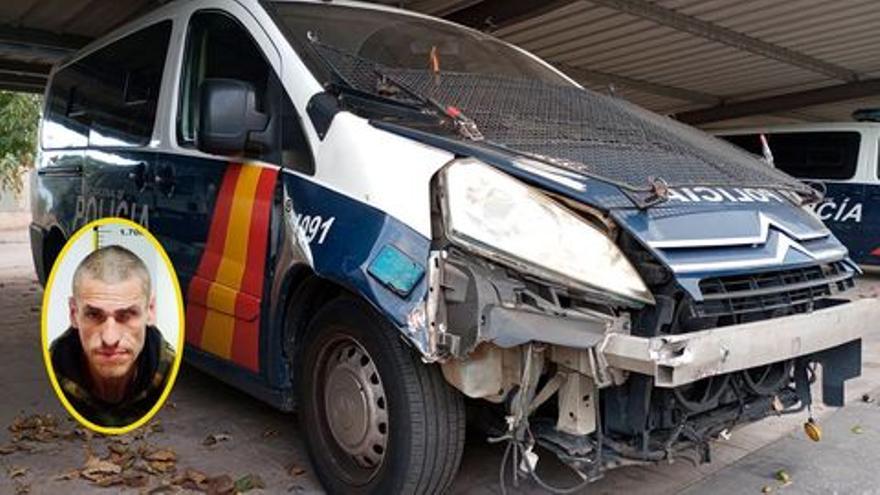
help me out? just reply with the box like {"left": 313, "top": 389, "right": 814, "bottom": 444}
{"left": 440, "top": 343, "right": 521, "bottom": 403}
{"left": 494, "top": 344, "right": 601, "bottom": 495}
{"left": 432, "top": 248, "right": 628, "bottom": 358}
{"left": 556, "top": 372, "right": 597, "bottom": 436}
{"left": 741, "top": 360, "right": 794, "bottom": 396}
{"left": 672, "top": 374, "right": 730, "bottom": 414}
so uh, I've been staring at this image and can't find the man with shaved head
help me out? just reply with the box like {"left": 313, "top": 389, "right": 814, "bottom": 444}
{"left": 50, "top": 245, "right": 176, "bottom": 427}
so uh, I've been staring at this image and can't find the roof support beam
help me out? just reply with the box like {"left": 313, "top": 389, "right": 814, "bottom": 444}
{"left": 0, "top": 25, "right": 89, "bottom": 52}
{"left": 588, "top": 0, "right": 858, "bottom": 82}
{"left": 0, "top": 72, "right": 47, "bottom": 93}
{"left": 674, "top": 79, "right": 880, "bottom": 124}
{"left": 0, "top": 60, "right": 50, "bottom": 78}
{"left": 0, "top": 73, "right": 47, "bottom": 86}
{"left": 557, "top": 63, "right": 721, "bottom": 104}
{"left": 445, "top": 0, "right": 574, "bottom": 31}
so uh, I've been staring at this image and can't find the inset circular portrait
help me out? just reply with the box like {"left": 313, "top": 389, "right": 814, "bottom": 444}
{"left": 41, "top": 217, "right": 184, "bottom": 433}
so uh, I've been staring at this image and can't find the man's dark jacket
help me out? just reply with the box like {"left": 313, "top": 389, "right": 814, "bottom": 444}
{"left": 50, "top": 325, "right": 175, "bottom": 427}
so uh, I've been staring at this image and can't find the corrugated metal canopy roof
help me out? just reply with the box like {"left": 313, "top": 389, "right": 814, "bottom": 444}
{"left": 0, "top": 0, "right": 159, "bottom": 93}
{"left": 0, "top": 0, "right": 877, "bottom": 128}
{"left": 377, "top": 0, "right": 880, "bottom": 128}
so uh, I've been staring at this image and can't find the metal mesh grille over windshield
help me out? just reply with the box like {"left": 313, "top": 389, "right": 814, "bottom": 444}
{"left": 315, "top": 44, "right": 810, "bottom": 193}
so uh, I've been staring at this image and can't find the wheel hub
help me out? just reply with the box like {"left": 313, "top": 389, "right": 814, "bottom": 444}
{"left": 322, "top": 340, "right": 388, "bottom": 470}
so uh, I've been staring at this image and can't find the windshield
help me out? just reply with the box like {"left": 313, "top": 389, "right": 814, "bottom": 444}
{"left": 270, "top": 2, "right": 571, "bottom": 86}
{"left": 268, "top": 2, "right": 813, "bottom": 197}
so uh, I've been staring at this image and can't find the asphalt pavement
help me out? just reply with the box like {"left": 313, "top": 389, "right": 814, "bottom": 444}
{"left": 1, "top": 224, "right": 879, "bottom": 494}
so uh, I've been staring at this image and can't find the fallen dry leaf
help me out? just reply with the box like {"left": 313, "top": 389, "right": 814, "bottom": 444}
{"left": 203, "top": 433, "right": 232, "bottom": 447}
{"left": 94, "top": 475, "right": 124, "bottom": 487}
{"left": 54, "top": 469, "right": 80, "bottom": 481}
{"left": 234, "top": 473, "right": 266, "bottom": 493}
{"left": 761, "top": 486, "right": 773, "bottom": 494}
{"left": 289, "top": 464, "right": 307, "bottom": 477}
{"left": 852, "top": 425, "right": 865, "bottom": 434}
{"left": 8, "top": 414, "right": 60, "bottom": 443}
{"left": 7, "top": 466, "right": 28, "bottom": 478}
{"left": 774, "top": 469, "right": 791, "bottom": 484}
{"left": 108, "top": 442, "right": 129, "bottom": 455}
{"left": 109, "top": 450, "right": 136, "bottom": 470}
{"left": 14, "top": 481, "right": 29, "bottom": 494}
{"left": 9, "top": 414, "right": 57, "bottom": 432}
{"left": 0, "top": 444, "right": 18, "bottom": 455}
{"left": 80, "top": 455, "right": 122, "bottom": 481}
{"left": 172, "top": 467, "right": 210, "bottom": 490}
{"left": 149, "top": 460, "right": 177, "bottom": 474}
{"left": 144, "top": 448, "right": 177, "bottom": 463}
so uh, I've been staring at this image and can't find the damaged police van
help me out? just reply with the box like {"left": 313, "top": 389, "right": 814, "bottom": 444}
{"left": 30, "top": 0, "right": 879, "bottom": 493}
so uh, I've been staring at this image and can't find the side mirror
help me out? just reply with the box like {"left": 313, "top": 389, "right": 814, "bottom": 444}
{"left": 196, "top": 78, "right": 269, "bottom": 156}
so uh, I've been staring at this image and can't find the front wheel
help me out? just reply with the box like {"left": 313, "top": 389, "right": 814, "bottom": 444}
{"left": 298, "top": 296, "right": 466, "bottom": 494}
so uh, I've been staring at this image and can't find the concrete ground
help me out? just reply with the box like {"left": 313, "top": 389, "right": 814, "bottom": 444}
{"left": 1, "top": 223, "right": 879, "bottom": 494}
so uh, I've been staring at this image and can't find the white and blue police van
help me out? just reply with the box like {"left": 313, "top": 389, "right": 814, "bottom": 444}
{"left": 28, "top": 0, "right": 880, "bottom": 492}
{"left": 718, "top": 119, "right": 880, "bottom": 269}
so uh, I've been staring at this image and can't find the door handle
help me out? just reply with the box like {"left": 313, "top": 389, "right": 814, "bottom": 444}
{"left": 37, "top": 164, "right": 82, "bottom": 176}
{"left": 154, "top": 164, "right": 176, "bottom": 196}
{"left": 127, "top": 162, "right": 149, "bottom": 191}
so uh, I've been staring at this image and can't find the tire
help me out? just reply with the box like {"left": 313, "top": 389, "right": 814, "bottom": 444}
{"left": 298, "top": 296, "right": 466, "bottom": 495}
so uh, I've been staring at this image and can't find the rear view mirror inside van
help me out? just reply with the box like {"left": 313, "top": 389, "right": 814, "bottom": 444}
{"left": 196, "top": 78, "right": 268, "bottom": 156}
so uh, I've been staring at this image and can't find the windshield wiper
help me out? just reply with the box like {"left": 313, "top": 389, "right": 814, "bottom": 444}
{"left": 306, "top": 33, "right": 484, "bottom": 141}
{"left": 374, "top": 70, "right": 484, "bottom": 141}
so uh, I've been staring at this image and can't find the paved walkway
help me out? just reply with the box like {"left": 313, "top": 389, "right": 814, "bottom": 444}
{"left": 682, "top": 387, "right": 880, "bottom": 495}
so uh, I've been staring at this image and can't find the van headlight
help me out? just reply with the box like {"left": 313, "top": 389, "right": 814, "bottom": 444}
{"left": 439, "top": 159, "right": 654, "bottom": 307}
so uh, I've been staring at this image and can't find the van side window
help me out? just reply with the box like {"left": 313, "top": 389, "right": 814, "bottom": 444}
{"left": 177, "top": 11, "right": 314, "bottom": 174}
{"left": 723, "top": 132, "right": 860, "bottom": 181}
{"left": 42, "top": 21, "right": 171, "bottom": 149}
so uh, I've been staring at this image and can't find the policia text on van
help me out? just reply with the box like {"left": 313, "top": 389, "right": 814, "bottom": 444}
{"left": 30, "top": 1, "right": 879, "bottom": 493}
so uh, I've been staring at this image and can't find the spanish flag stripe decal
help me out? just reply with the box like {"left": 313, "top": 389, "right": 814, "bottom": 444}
{"left": 231, "top": 169, "right": 277, "bottom": 370}
{"left": 197, "top": 164, "right": 242, "bottom": 282}
{"left": 212, "top": 164, "right": 261, "bottom": 290}
{"left": 201, "top": 164, "right": 261, "bottom": 357}
{"left": 185, "top": 162, "right": 279, "bottom": 371}
{"left": 239, "top": 169, "right": 276, "bottom": 296}
{"left": 185, "top": 164, "right": 242, "bottom": 346}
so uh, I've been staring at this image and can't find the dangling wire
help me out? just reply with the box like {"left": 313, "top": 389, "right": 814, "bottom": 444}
{"left": 497, "top": 430, "right": 597, "bottom": 495}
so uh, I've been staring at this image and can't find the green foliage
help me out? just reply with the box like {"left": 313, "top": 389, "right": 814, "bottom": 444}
{"left": 0, "top": 90, "right": 42, "bottom": 193}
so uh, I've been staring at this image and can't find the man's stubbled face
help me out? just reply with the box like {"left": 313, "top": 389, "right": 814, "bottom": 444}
{"left": 69, "top": 275, "right": 155, "bottom": 384}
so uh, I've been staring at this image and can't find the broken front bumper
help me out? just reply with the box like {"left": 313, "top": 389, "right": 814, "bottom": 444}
{"left": 601, "top": 298, "right": 878, "bottom": 390}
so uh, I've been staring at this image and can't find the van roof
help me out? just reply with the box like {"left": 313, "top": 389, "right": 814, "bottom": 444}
{"left": 715, "top": 122, "right": 880, "bottom": 135}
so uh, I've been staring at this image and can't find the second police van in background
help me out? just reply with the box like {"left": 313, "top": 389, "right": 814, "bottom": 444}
{"left": 28, "top": 0, "right": 880, "bottom": 493}
{"left": 718, "top": 115, "right": 880, "bottom": 269}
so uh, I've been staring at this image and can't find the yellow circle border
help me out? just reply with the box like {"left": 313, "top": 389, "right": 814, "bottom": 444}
{"left": 40, "top": 217, "right": 185, "bottom": 435}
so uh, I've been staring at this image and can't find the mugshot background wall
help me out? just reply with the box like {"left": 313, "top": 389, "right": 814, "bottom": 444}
{"left": 45, "top": 223, "right": 180, "bottom": 349}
